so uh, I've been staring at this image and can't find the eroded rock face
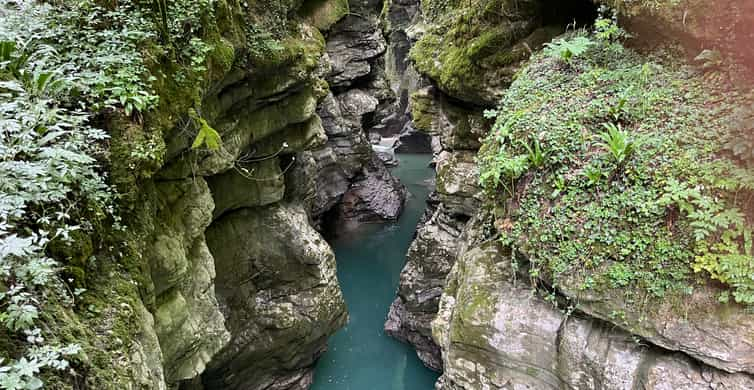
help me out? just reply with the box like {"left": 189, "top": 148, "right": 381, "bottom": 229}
{"left": 435, "top": 151, "right": 482, "bottom": 217}
{"left": 309, "top": 4, "right": 411, "bottom": 226}
{"left": 433, "top": 242, "right": 754, "bottom": 390}
{"left": 336, "top": 155, "right": 407, "bottom": 223}
{"left": 391, "top": 1, "right": 754, "bottom": 389}
{"left": 326, "top": 14, "right": 387, "bottom": 88}
{"left": 410, "top": 87, "right": 488, "bottom": 151}
{"left": 556, "top": 273, "right": 754, "bottom": 375}
{"left": 147, "top": 179, "right": 230, "bottom": 384}
{"left": 385, "top": 208, "right": 465, "bottom": 370}
{"left": 202, "top": 204, "right": 347, "bottom": 390}
{"left": 139, "top": 5, "right": 354, "bottom": 388}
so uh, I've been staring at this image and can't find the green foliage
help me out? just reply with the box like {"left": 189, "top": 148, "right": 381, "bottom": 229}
{"left": 598, "top": 123, "right": 634, "bottom": 164}
{"left": 0, "top": 35, "right": 111, "bottom": 387}
{"left": 480, "top": 20, "right": 754, "bottom": 306}
{"left": 245, "top": 24, "right": 285, "bottom": 60}
{"left": 1, "top": 0, "right": 239, "bottom": 386}
{"left": 543, "top": 36, "right": 594, "bottom": 64}
{"left": 522, "top": 138, "right": 547, "bottom": 168}
{"left": 189, "top": 109, "right": 222, "bottom": 151}
{"left": 593, "top": 6, "right": 627, "bottom": 42}
{"left": 583, "top": 163, "right": 605, "bottom": 186}
{"left": 0, "top": 0, "right": 159, "bottom": 116}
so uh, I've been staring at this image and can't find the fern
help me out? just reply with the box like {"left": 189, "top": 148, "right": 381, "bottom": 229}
{"left": 598, "top": 123, "right": 634, "bottom": 164}
{"left": 522, "top": 138, "right": 547, "bottom": 168}
{"left": 544, "top": 36, "right": 594, "bottom": 64}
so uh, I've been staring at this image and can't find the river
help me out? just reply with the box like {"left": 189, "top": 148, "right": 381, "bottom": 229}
{"left": 311, "top": 153, "right": 439, "bottom": 390}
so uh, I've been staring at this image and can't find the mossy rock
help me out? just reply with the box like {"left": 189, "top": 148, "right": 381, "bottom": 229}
{"left": 298, "top": 0, "right": 349, "bottom": 31}
{"left": 410, "top": 0, "right": 554, "bottom": 105}
{"left": 207, "top": 158, "right": 286, "bottom": 218}
{"left": 479, "top": 30, "right": 754, "bottom": 374}
{"left": 48, "top": 230, "right": 94, "bottom": 268}
{"left": 410, "top": 87, "right": 490, "bottom": 150}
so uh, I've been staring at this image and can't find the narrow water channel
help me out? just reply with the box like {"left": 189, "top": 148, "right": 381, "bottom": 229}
{"left": 311, "top": 153, "right": 439, "bottom": 390}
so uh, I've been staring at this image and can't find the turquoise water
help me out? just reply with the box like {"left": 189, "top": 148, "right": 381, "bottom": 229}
{"left": 312, "top": 154, "right": 439, "bottom": 390}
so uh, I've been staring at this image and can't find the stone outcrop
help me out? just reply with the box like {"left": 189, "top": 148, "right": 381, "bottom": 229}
{"left": 326, "top": 14, "right": 387, "bottom": 88}
{"left": 556, "top": 270, "right": 754, "bottom": 375}
{"left": 432, "top": 242, "right": 754, "bottom": 390}
{"left": 385, "top": 207, "right": 465, "bottom": 370}
{"left": 307, "top": 0, "right": 411, "bottom": 227}
{"left": 409, "top": 0, "right": 565, "bottom": 106}
{"left": 388, "top": 1, "right": 754, "bottom": 390}
{"left": 201, "top": 204, "right": 347, "bottom": 389}
{"left": 336, "top": 155, "right": 407, "bottom": 223}
{"left": 129, "top": 1, "right": 379, "bottom": 388}
{"left": 147, "top": 178, "right": 230, "bottom": 384}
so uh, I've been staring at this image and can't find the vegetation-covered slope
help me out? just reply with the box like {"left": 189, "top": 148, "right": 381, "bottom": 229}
{"left": 0, "top": 0, "right": 341, "bottom": 387}
{"left": 479, "top": 22, "right": 754, "bottom": 306}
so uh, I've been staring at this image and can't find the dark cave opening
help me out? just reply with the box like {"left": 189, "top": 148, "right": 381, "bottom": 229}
{"left": 541, "top": 0, "right": 600, "bottom": 29}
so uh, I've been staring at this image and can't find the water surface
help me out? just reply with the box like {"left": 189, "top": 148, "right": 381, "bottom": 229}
{"left": 312, "top": 153, "right": 439, "bottom": 390}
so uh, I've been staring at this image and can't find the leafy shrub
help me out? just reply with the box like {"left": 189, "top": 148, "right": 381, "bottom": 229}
{"left": 594, "top": 5, "right": 627, "bottom": 42}
{"left": 0, "top": 39, "right": 111, "bottom": 387}
{"left": 543, "top": 36, "right": 594, "bottom": 64}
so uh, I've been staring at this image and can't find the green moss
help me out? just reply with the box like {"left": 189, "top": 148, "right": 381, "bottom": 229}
{"left": 410, "top": 90, "right": 435, "bottom": 132}
{"left": 48, "top": 231, "right": 94, "bottom": 268}
{"left": 410, "top": 0, "right": 550, "bottom": 104}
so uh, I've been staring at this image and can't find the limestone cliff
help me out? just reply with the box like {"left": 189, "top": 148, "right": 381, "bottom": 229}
{"left": 387, "top": 0, "right": 754, "bottom": 388}
{"left": 49, "top": 0, "right": 410, "bottom": 388}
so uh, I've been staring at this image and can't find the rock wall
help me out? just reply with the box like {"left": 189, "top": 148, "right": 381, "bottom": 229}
{"left": 120, "top": 0, "right": 414, "bottom": 388}
{"left": 308, "top": 0, "right": 410, "bottom": 228}
{"left": 433, "top": 242, "right": 754, "bottom": 390}
{"left": 387, "top": 0, "right": 754, "bottom": 388}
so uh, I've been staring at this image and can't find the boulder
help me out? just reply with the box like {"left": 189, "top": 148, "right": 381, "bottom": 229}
{"left": 435, "top": 151, "right": 482, "bottom": 217}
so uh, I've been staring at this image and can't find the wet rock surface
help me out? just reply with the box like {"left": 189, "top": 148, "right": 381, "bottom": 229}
{"left": 309, "top": 0, "right": 413, "bottom": 227}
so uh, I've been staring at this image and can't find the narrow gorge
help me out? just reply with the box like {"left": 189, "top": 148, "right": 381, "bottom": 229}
{"left": 1, "top": 0, "right": 753, "bottom": 390}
